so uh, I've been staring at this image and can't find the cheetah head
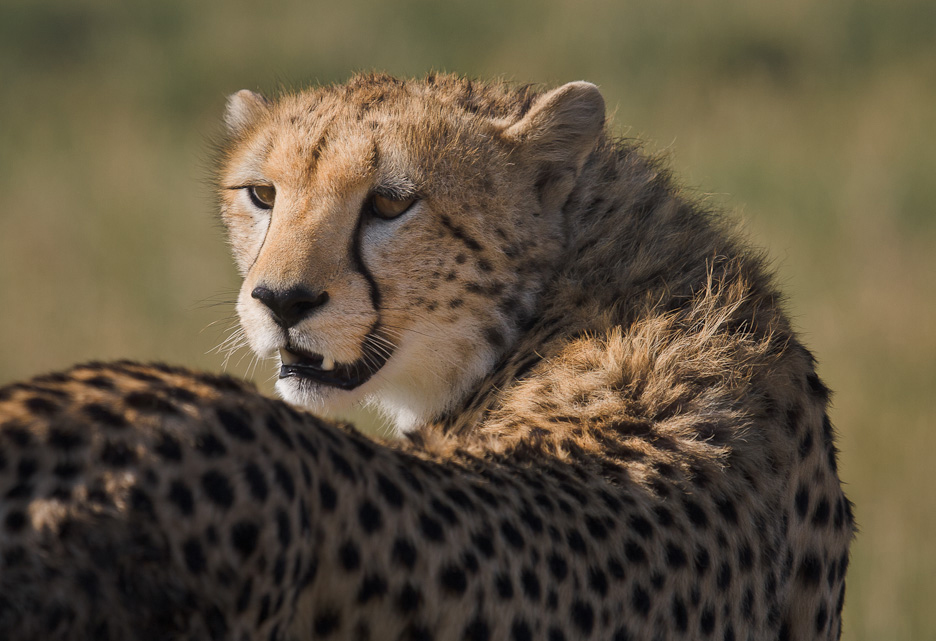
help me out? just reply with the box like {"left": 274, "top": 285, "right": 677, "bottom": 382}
{"left": 219, "top": 75, "right": 604, "bottom": 433}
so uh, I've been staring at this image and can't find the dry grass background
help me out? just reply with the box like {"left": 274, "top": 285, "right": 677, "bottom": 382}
{"left": 1, "top": 0, "right": 933, "bottom": 637}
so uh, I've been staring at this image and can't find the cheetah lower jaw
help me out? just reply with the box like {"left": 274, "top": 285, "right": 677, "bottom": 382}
{"left": 277, "top": 337, "right": 393, "bottom": 392}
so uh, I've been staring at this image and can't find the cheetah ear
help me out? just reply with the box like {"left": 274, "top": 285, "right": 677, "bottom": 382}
{"left": 504, "top": 81, "right": 605, "bottom": 169}
{"left": 224, "top": 89, "right": 271, "bottom": 137}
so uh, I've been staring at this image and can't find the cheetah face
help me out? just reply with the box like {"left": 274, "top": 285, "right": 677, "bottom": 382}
{"left": 218, "top": 77, "right": 604, "bottom": 432}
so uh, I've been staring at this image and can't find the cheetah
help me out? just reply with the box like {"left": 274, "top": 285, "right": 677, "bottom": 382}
{"left": 0, "top": 73, "right": 853, "bottom": 640}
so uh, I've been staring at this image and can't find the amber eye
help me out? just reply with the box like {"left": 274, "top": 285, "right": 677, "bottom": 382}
{"left": 371, "top": 193, "right": 416, "bottom": 220}
{"left": 248, "top": 185, "right": 276, "bottom": 210}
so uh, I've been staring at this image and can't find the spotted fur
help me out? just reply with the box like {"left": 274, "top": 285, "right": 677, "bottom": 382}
{"left": 0, "top": 73, "right": 853, "bottom": 640}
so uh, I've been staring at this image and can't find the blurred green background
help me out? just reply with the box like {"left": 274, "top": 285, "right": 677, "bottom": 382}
{"left": 1, "top": 0, "right": 933, "bottom": 637}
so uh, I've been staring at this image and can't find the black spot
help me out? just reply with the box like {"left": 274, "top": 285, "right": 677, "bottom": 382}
{"left": 431, "top": 498, "right": 459, "bottom": 525}
{"left": 738, "top": 543, "right": 754, "bottom": 572}
{"left": 392, "top": 538, "right": 417, "bottom": 568}
{"left": 547, "top": 627, "right": 566, "bottom": 641}
{"left": 201, "top": 471, "right": 235, "bottom": 509}
{"left": 274, "top": 462, "right": 295, "bottom": 499}
{"left": 585, "top": 514, "right": 609, "bottom": 540}
{"left": 495, "top": 573, "right": 514, "bottom": 599}
{"left": 445, "top": 487, "right": 475, "bottom": 511}
{"left": 328, "top": 449, "right": 356, "bottom": 481}
{"left": 483, "top": 326, "right": 506, "bottom": 350}
{"left": 462, "top": 616, "right": 490, "bottom": 641}
{"left": 521, "top": 568, "right": 541, "bottom": 601}
{"left": 632, "top": 584, "right": 651, "bottom": 616}
{"left": 296, "top": 432, "right": 317, "bottom": 457}
{"left": 168, "top": 480, "right": 195, "bottom": 516}
{"left": 357, "top": 573, "right": 389, "bottom": 604}
{"left": 396, "top": 584, "right": 422, "bottom": 613}
{"left": 588, "top": 566, "right": 608, "bottom": 596}
{"left": 472, "top": 484, "right": 499, "bottom": 507}
{"left": 17, "top": 458, "right": 38, "bottom": 481}
{"left": 672, "top": 595, "right": 688, "bottom": 632}
{"left": 53, "top": 461, "right": 81, "bottom": 480}
{"left": 548, "top": 552, "right": 568, "bottom": 581}
{"left": 511, "top": 620, "right": 532, "bottom": 641}
{"left": 630, "top": 515, "right": 653, "bottom": 539}
{"left": 472, "top": 531, "right": 495, "bottom": 558}
{"left": 5, "top": 510, "right": 26, "bottom": 532}
{"left": 795, "top": 485, "right": 810, "bottom": 519}
{"left": 462, "top": 550, "right": 479, "bottom": 573}
{"left": 196, "top": 432, "right": 227, "bottom": 458}
{"left": 100, "top": 441, "right": 137, "bottom": 468}
{"left": 82, "top": 403, "right": 127, "bottom": 429}
{"left": 419, "top": 513, "right": 445, "bottom": 542}
{"left": 244, "top": 463, "right": 268, "bottom": 501}
{"left": 164, "top": 385, "right": 198, "bottom": 404}
{"left": 798, "top": 431, "right": 814, "bottom": 458}
{"left": 47, "top": 428, "right": 85, "bottom": 451}
{"left": 624, "top": 540, "right": 647, "bottom": 564}
{"left": 654, "top": 505, "right": 674, "bottom": 528}
{"left": 217, "top": 408, "right": 255, "bottom": 441}
{"left": 612, "top": 626, "right": 633, "bottom": 641}
{"left": 154, "top": 432, "right": 183, "bottom": 462}
{"left": 183, "top": 538, "right": 206, "bottom": 574}
{"left": 717, "top": 562, "right": 733, "bottom": 590}
{"left": 359, "top": 500, "right": 383, "bottom": 534}
{"left": 667, "top": 543, "right": 688, "bottom": 569}
{"left": 256, "top": 594, "right": 271, "bottom": 626}
{"left": 377, "top": 474, "right": 404, "bottom": 508}
{"left": 812, "top": 498, "right": 831, "bottom": 527}
{"left": 715, "top": 496, "right": 738, "bottom": 524}
{"left": 500, "top": 520, "right": 525, "bottom": 550}
{"left": 313, "top": 610, "right": 341, "bottom": 637}
{"left": 235, "top": 578, "right": 253, "bottom": 613}
{"left": 25, "top": 396, "right": 59, "bottom": 415}
{"left": 276, "top": 509, "right": 291, "bottom": 548}
{"left": 439, "top": 564, "right": 468, "bottom": 595}
{"left": 319, "top": 480, "right": 337, "bottom": 511}
{"left": 806, "top": 373, "right": 830, "bottom": 400}
{"left": 339, "top": 540, "right": 361, "bottom": 571}
{"left": 126, "top": 391, "right": 178, "bottom": 414}
{"left": 84, "top": 375, "right": 114, "bottom": 389}
{"left": 566, "top": 528, "right": 586, "bottom": 554}
{"left": 701, "top": 606, "right": 716, "bottom": 635}
{"left": 265, "top": 415, "right": 294, "bottom": 448}
{"left": 231, "top": 520, "right": 259, "bottom": 558}
{"left": 798, "top": 553, "right": 822, "bottom": 587}
{"left": 695, "top": 546, "right": 712, "bottom": 576}
{"left": 742, "top": 588, "right": 754, "bottom": 620}
{"left": 816, "top": 603, "right": 828, "bottom": 633}
{"left": 683, "top": 498, "right": 709, "bottom": 528}
{"left": 608, "top": 555, "right": 625, "bottom": 580}
{"left": 571, "top": 600, "right": 595, "bottom": 635}
{"left": 2, "top": 424, "right": 32, "bottom": 447}
{"left": 5, "top": 483, "right": 33, "bottom": 500}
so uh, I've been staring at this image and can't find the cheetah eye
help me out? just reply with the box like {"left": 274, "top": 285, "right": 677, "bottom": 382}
{"left": 247, "top": 185, "right": 276, "bottom": 210}
{"left": 370, "top": 194, "right": 416, "bottom": 220}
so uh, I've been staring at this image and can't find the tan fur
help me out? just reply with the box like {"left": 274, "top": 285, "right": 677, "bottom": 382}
{"left": 0, "top": 73, "right": 852, "bottom": 640}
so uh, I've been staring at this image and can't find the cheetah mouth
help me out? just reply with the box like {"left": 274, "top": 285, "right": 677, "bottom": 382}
{"left": 278, "top": 331, "right": 393, "bottom": 391}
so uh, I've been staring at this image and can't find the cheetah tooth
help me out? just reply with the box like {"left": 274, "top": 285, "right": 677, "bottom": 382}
{"left": 320, "top": 355, "right": 336, "bottom": 371}
{"left": 279, "top": 349, "right": 299, "bottom": 365}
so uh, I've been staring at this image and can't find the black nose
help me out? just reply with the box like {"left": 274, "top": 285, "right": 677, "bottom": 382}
{"left": 251, "top": 285, "right": 329, "bottom": 328}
